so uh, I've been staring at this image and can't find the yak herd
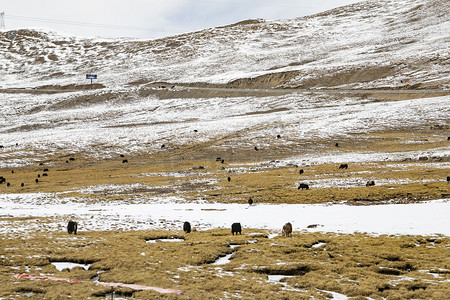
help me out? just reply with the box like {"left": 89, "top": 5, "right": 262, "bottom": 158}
{"left": 65, "top": 220, "right": 294, "bottom": 237}
{"left": 60, "top": 157, "right": 449, "bottom": 237}
{"left": 60, "top": 161, "right": 388, "bottom": 237}
{"left": 1, "top": 140, "right": 449, "bottom": 238}
{"left": 0, "top": 157, "right": 75, "bottom": 188}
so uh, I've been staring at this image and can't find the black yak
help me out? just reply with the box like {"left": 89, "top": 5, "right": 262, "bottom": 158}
{"left": 298, "top": 183, "right": 309, "bottom": 190}
{"left": 366, "top": 180, "right": 375, "bottom": 186}
{"left": 183, "top": 221, "right": 191, "bottom": 233}
{"left": 231, "top": 223, "right": 242, "bottom": 235}
{"left": 67, "top": 221, "right": 78, "bottom": 235}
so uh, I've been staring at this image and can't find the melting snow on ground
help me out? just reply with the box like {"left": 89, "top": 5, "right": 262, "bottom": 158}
{"left": 0, "top": 193, "right": 448, "bottom": 236}
{"left": 1, "top": 91, "right": 449, "bottom": 168}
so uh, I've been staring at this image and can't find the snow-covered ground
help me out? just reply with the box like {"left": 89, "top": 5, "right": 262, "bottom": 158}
{"left": 0, "top": 0, "right": 449, "bottom": 89}
{"left": 1, "top": 193, "right": 449, "bottom": 236}
{"left": 1, "top": 91, "right": 449, "bottom": 167}
{"left": 0, "top": 0, "right": 449, "bottom": 241}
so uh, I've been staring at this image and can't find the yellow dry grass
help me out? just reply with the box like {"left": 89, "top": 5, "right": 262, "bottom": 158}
{"left": 1, "top": 128, "right": 449, "bottom": 205}
{"left": 0, "top": 112, "right": 449, "bottom": 299}
{"left": 0, "top": 228, "right": 449, "bottom": 299}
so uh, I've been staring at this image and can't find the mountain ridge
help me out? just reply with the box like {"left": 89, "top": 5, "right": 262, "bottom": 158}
{"left": 0, "top": 0, "right": 449, "bottom": 90}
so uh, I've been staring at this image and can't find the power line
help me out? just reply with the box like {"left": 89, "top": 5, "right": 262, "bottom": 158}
{"left": 5, "top": 14, "right": 185, "bottom": 34}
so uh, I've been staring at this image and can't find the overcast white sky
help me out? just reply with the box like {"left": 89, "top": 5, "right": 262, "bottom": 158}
{"left": 0, "top": 0, "right": 363, "bottom": 39}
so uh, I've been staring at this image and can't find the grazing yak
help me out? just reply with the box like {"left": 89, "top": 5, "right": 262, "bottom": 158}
{"left": 282, "top": 222, "right": 293, "bottom": 237}
{"left": 122, "top": 159, "right": 128, "bottom": 163}
{"left": 69, "top": 158, "right": 75, "bottom": 161}
{"left": 227, "top": 176, "right": 231, "bottom": 182}
{"left": 254, "top": 146, "right": 258, "bottom": 151}
{"left": 277, "top": 134, "right": 281, "bottom": 139}
{"left": 231, "top": 223, "right": 242, "bottom": 235}
{"left": 43, "top": 168, "right": 49, "bottom": 172}
{"left": 67, "top": 221, "right": 78, "bottom": 235}
{"left": 35, "top": 179, "right": 39, "bottom": 183}
{"left": 339, "top": 164, "right": 348, "bottom": 169}
{"left": 183, "top": 221, "right": 191, "bottom": 233}
{"left": 0, "top": 176, "right": 5, "bottom": 184}
{"left": 248, "top": 197, "right": 253, "bottom": 205}
{"left": 298, "top": 183, "right": 309, "bottom": 190}
{"left": 21, "top": 183, "right": 24, "bottom": 187}
{"left": 366, "top": 180, "right": 375, "bottom": 186}
{"left": 447, "top": 176, "right": 450, "bottom": 183}
{"left": 299, "top": 169, "right": 304, "bottom": 174}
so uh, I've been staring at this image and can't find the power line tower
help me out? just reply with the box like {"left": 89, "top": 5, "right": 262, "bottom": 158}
{"left": 0, "top": 12, "right": 5, "bottom": 30}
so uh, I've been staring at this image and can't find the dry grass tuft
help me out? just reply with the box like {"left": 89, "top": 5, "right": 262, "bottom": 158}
{"left": 1, "top": 227, "right": 449, "bottom": 299}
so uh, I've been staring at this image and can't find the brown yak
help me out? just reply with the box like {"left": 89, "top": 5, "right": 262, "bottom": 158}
{"left": 282, "top": 222, "right": 293, "bottom": 237}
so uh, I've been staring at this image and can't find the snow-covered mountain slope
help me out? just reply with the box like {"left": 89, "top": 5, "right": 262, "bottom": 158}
{"left": 0, "top": 0, "right": 449, "bottom": 89}
{"left": 1, "top": 88, "right": 449, "bottom": 167}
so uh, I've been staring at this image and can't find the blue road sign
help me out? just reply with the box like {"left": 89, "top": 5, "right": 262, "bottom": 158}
{"left": 86, "top": 74, "right": 97, "bottom": 79}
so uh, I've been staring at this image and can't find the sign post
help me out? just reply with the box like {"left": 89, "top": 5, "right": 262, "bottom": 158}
{"left": 86, "top": 74, "right": 97, "bottom": 88}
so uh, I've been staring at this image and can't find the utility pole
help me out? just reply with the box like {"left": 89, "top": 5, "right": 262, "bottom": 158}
{"left": 0, "top": 12, "right": 5, "bottom": 30}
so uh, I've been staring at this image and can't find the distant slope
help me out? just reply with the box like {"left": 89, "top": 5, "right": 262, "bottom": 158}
{"left": 0, "top": 0, "right": 449, "bottom": 89}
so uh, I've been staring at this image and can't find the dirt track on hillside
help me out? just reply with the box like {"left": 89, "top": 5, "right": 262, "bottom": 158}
{"left": 2, "top": 82, "right": 449, "bottom": 102}
{"left": 146, "top": 84, "right": 450, "bottom": 101}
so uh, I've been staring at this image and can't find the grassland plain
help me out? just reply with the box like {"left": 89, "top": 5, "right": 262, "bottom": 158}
{"left": 1, "top": 0, "right": 450, "bottom": 296}
{"left": 0, "top": 229, "right": 449, "bottom": 299}
{"left": 1, "top": 128, "right": 449, "bottom": 204}
{"left": 1, "top": 119, "right": 449, "bottom": 299}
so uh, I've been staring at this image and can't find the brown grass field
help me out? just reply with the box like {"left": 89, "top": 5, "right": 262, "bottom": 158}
{"left": 0, "top": 94, "right": 449, "bottom": 299}
{"left": 0, "top": 228, "right": 449, "bottom": 299}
